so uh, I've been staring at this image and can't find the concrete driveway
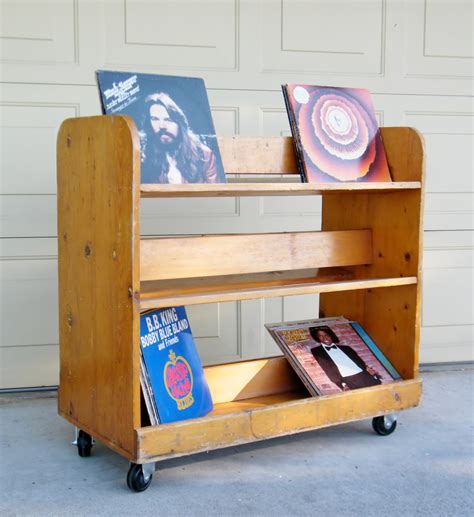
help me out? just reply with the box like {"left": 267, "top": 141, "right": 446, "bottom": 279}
{"left": 1, "top": 369, "right": 473, "bottom": 516}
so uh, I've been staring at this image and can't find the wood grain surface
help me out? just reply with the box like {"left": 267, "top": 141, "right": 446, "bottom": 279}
{"left": 57, "top": 115, "right": 141, "bottom": 458}
{"left": 320, "top": 128, "right": 425, "bottom": 380}
{"left": 136, "top": 379, "right": 422, "bottom": 463}
{"left": 140, "top": 229, "right": 373, "bottom": 281}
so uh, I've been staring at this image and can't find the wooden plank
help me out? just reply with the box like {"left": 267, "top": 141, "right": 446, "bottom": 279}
{"left": 135, "top": 378, "right": 422, "bottom": 463}
{"left": 141, "top": 267, "right": 353, "bottom": 297}
{"left": 250, "top": 378, "right": 422, "bottom": 438}
{"left": 203, "top": 357, "right": 303, "bottom": 404}
{"left": 139, "top": 276, "right": 417, "bottom": 309}
{"left": 140, "top": 181, "right": 421, "bottom": 197}
{"left": 57, "top": 115, "right": 141, "bottom": 457}
{"left": 209, "top": 392, "right": 305, "bottom": 415}
{"left": 140, "top": 268, "right": 353, "bottom": 308}
{"left": 380, "top": 127, "right": 425, "bottom": 182}
{"left": 320, "top": 127, "right": 425, "bottom": 380}
{"left": 140, "top": 230, "right": 373, "bottom": 281}
{"left": 216, "top": 132, "right": 423, "bottom": 178}
{"left": 217, "top": 136, "right": 298, "bottom": 174}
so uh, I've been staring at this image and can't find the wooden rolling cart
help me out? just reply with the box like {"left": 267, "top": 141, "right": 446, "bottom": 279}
{"left": 57, "top": 115, "right": 424, "bottom": 491}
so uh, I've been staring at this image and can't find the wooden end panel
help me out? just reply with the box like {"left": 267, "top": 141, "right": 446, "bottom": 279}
{"left": 218, "top": 136, "right": 298, "bottom": 175}
{"left": 362, "top": 284, "right": 420, "bottom": 379}
{"left": 320, "top": 191, "right": 422, "bottom": 378}
{"left": 321, "top": 128, "right": 425, "bottom": 380}
{"left": 380, "top": 127, "right": 424, "bottom": 182}
{"left": 204, "top": 357, "right": 302, "bottom": 404}
{"left": 135, "top": 379, "right": 421, "bottom": 463}
{"left": 57, "top": 115, "right": 141, "bottom": 457}
{"left": 140, "top": 230, "right": 373, "bottom": 281}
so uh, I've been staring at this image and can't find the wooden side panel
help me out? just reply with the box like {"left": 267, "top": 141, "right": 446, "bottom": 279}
{"left": 136, "top": 379, "right": 422, "bottom": 463}
{"left": 57, "top": 115, "right": 141, "bottom": 458}
{"left": 320, "top": 128, "right": 425, "bottom": 379}
{"left": 380, "top": 127, "right": 424, "bottom": 182}
{"left": 140, "top": 230, "right": 373, "bottom": 281}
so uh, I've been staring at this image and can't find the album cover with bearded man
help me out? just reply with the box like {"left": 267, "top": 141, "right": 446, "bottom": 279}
{"left": 96, "top": 70, "right": 226, "bottom": 184}
{"left": 282, "top": 84, "right": 392, "bottom": 183}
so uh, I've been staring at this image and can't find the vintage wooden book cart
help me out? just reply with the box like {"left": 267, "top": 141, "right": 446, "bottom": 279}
{"left": 57, "top": 116, "right": 424, "bottom": 491}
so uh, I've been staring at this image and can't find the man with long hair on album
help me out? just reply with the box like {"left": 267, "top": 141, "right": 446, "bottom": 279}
{"left": 139, "top": 92, "right": 219, "bottom": 184}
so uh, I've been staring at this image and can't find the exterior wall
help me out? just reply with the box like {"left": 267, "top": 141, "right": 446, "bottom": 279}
{"left": 0, "top": 0, "right": 472, "bottom": 388}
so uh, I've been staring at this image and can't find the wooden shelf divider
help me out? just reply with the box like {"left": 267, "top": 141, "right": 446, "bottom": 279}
{"left": 139, "top": 270, "right": 417, "bottom": 309}
{"left": 140, "top": 181, "right": 421, "bottom": 198}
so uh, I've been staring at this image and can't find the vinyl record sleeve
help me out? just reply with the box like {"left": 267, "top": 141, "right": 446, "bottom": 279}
{"left": 282, "top": 84, "right": 392, "bottom": 183}
{"left": 139, "top": 307, "right": 213, "bottom": 424}
{"left": 266, "top": 317, "right": 399, "bottom": 396}
{"left": 96, "top": 70, "right": 226, "bottom": 185}
{"left": 139, "top": 357, "right": 160, "bottom": 425}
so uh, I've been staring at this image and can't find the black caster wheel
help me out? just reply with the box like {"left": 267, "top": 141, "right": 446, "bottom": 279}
{"left": 127, "top": 463, "right": 154, "bottom": 492}
{"left": 372, "top": 415, "right": 397, "bottom": 436}
{"left": 76, "top": 430, "right": 93, "bottom": 457}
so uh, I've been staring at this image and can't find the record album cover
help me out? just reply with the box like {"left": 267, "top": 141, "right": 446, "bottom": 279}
{"left": 282, "top": 84, "right": 392, "bottom": 183}
{"left": 266, "top": 317, "right": 399, "bottom": 396}
{"left": 96, "top": 70, "right": 226, "bottom": 184}
{"left": 140, "top": 306, "right": 213, "bottom": 424}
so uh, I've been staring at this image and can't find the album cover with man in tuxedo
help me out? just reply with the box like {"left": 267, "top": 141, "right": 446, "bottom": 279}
{"left": 266, "top": 317, "right": 400, "bottom": 396}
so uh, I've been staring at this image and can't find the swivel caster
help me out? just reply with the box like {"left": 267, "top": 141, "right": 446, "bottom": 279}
{"left": 76, "top": 430, "right": 93, "bottom": 457}
{"left": 127, "top": 463, "right": 154, "bottom": 492}
{"left": 372, "top": 414, "right": 397, "bottom": 436}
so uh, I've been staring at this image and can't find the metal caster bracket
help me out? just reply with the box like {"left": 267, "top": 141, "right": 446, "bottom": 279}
{"left": 72, "top": 426, "right": 95, "bottom": 446}
{"left": 383, "top": 413, "right": 398, "bottom": 427}
{"left": 141, "top": 462, "right": 155, "bottom": 482}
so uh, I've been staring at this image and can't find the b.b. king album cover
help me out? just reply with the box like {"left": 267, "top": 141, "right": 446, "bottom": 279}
{"left": 282, "top": 84, "right": 392, "bottom": 183}
{"left": 96, "top": 70, "right": 226, "bottom": 184}
{"left": 266, "top": 317, "right": 400, "bottom": 396}
{"left": 139, "top": 306, "right": 213, "bottom": 424}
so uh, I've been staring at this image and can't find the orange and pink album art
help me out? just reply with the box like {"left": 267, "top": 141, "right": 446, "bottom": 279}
{"left": 283, "top": 84, "right": 392, "bottom": 183}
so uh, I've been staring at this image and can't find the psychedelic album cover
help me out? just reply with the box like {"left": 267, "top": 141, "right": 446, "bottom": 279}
{"left": 96, "top": 70, "right": 226, "bottom": 184}
{"left": 266, "top": 317, "right": 399, "bottom": 396}
{"left": 282, "top": 84, "right": 392, "bottom": 183}
{"left": 139, "top": 306, "right": 213, "bottom": 424}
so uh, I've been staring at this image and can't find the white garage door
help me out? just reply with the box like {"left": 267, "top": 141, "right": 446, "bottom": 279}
{"left": 0, "top": 0, "right": 472, "bottom": 388}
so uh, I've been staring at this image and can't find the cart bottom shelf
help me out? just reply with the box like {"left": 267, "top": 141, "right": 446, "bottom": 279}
{"left": 135, "top": 378, "right": 422, "bottom": 463}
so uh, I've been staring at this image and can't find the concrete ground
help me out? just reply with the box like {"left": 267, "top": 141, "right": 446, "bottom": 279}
{"left": 1, "top": 369, "right": 473, "bottom": 517}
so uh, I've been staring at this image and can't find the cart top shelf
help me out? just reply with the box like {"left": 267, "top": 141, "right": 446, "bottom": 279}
{"left": 140, "top": 181, "right": 421, "bottom": 198}
{"left": 139, "top": 128, "right": 423, "bottom": 196}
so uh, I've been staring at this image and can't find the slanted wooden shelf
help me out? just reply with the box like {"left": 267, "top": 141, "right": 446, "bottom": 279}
{"left": 57, "top": 117, "right": 424, "bottom": 487}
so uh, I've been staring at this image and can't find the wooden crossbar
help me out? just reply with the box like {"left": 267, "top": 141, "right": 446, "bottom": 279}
{"left": 140, "top": 230, "right": 372, "bottom": 281}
